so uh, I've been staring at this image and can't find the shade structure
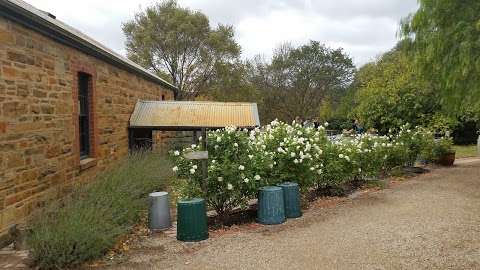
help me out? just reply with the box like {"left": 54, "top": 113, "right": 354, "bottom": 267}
{"left": 129, "top": 100, "right": 260, "bottom": 130}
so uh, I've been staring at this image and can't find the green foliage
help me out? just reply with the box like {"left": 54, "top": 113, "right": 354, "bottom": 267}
{"left": 353, "top": 48, "right": 438, "bottom": 133}
{"left": 393, "top": 124, "right": 435, "bottom": 165}
{"left": 248, "top": 41, "right": 355, "bottom": 123}
{"left": 427, "top": 113, "right": 458, "bottom": 135}
{"left": 171, "top": 121, "right": 437, "bottom": 220}
{"left": 27, "top": 153, "right": 171, "bottom": 269}
{"left": 257, "top": 121, "right": 328, "bottom": 190}
{"left": 323, "top": 117, "right": 352, "bottom": 131}
{"left": 200, "top": 61, "right": 260, "bottom": 104}
{"left": 432, "top": 137, "right": 454, "bottom": 160}
{"left": 123, "top": 0, "right": 240, "bottom": 100}
{"left": 401, "top": 0, "right": 480, "bottom": 110}
{"left": 318, "top": 98, "right": 334, "bottom": 122}
{"left": 171, "top": 128, "right": 267, "bottom": 218}
{"left": 452, "top": 107, "right": 480, "bottom": 144}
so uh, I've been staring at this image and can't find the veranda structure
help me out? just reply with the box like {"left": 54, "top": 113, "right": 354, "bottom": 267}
{"left": 128, "top": 100, "right": 260, "bottom": 150}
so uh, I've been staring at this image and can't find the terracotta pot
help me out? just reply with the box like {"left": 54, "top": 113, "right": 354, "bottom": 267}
{"left": 436, "top": 152, "right": 456, "bottom": 166}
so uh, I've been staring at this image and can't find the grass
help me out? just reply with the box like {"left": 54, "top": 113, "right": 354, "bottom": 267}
{"left": 27, "top": 152, "right": 173, "bottom": 269}
{"left": 453, "top": 145, "right": 478, "bottom": 158}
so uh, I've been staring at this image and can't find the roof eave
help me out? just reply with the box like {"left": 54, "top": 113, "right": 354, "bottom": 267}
{"left": 129, "top": 125, "right": 258, "bottom": 131}
{"left": 0, "top": 1, "right": 177, "bottom": 92}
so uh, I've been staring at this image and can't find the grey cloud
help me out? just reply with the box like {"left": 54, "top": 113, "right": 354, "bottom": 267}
{"left": 180, "top": 0, "right": 417, "bottom": 24}
{"left": 179, "top": 0, "right": 417, "bottom": 65}
{"left": 26, "top": 0, "right": 418, "bottom": 66}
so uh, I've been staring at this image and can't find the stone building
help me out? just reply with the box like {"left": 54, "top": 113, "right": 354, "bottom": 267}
{"left": 0, "top": 0, "right": 176, "bottom": 236}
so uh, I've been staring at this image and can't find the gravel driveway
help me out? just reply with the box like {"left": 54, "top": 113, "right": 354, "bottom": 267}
{"left": 107, "top": 160, "right": 480, "bottom": 270}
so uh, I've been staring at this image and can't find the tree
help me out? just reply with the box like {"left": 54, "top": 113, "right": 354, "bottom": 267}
{"left": 401, "top": 0, "right": 480, "bottom": 110}
{"left": 353, "top": 46, "right": 440, "bottom": 134}
{"left": 123, "top": 0, "right": 240, "bottom": 100}
{"left": 250, "top": 41, "right": 355, "bottom": 122}
{"left": 318, "top": 98, "right": 334, "bottom": 122}
{"left": 198, "top": 61, "right": 259, "bottom": 103}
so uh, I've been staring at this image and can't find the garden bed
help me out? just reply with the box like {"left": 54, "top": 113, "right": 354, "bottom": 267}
{"left": 25, "top": 152, "right": 173, "bottom": 270}
{"left": 23, "top": 120, "right": 446, "bottom": 269}
{"left": 170, "top": 121, "right": 442, "bottom": 226}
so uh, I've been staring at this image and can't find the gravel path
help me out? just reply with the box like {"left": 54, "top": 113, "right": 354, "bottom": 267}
{"left": 107, "top": 161, "right": 480, "bottom": 270}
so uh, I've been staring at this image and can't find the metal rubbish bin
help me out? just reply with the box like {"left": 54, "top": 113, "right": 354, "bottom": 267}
{"left": 149, "top": 191, "right": 172, "bottom": 231}
{"left": 278, "top": 182, "right": 302, "bottom": 218}
{"left": 257, "top": 186, "right": 285, "bottom": 225}
{"left": 177, "top": 198, "right": 209, "bottom": 242}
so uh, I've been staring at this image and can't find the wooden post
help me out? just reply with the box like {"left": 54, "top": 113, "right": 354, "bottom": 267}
{"left": 192, "top": 130, "right": 198, "bottom": 144}
{"left": 183, "top": 128, "right": 209, "bottom": 196}
{"left": 201, "top": 128, "right": 208, "bottom": 193}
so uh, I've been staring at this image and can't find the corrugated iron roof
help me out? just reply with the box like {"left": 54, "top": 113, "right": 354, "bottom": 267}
{"left": 1, "top": 0, "right": 176, "bottom": 91}
{"left": 130, "top": 101, "right": 260, "bottom": 129}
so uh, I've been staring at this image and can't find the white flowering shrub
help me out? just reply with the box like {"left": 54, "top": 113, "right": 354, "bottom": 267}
{"left": 393, "top": 124, "right": 435, "bottom": 165}
{"left": 314, "top": 139, "right": 355, "bottom": 188}
{"left": 255, "top": 120, "right": 328, "bottom": 191}
{"left": 171, "top": 127, "right": 268, "bottom": 219}
{"left": 345, "top": 134, "right": 391, "bottom": 179}
{"left": 170, "top": 120, "right": 437, "bottom": 220}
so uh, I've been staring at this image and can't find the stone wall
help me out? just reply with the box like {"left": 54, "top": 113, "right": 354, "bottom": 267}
{"left": 0, "top": 17, "right": 173, "bottom": 235}
{"left": 153, "top": 131, "right": 196, "bottom": 153}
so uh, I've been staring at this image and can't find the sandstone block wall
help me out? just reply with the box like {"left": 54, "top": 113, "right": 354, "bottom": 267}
{"left": 0, "top": 17, "right": 173, "bottom": 235}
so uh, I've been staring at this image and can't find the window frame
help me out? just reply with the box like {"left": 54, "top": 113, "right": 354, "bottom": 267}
{"left": 78, "top": 72, "right": 91, "bottom": 159}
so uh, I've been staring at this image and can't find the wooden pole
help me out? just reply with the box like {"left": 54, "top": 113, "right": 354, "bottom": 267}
{"left": 192, "top": 130, "right": 198, "bottom": 144}
{"left": 201, "top": 128, "right": 208, "bottom": 193}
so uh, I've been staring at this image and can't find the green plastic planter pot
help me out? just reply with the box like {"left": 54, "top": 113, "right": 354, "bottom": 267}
{"left": 278, "top": 182, "right": 302, "bottom": 218}
{"left": 176, "top": 198, "right": 208, "bottom": 242}
{"left": 257, "top": 186, "right": 285, "bottom": 225}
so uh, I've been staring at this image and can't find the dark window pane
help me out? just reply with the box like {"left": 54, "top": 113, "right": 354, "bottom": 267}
{"left": 78, "top": 73, "right": 90, "bottom": 158}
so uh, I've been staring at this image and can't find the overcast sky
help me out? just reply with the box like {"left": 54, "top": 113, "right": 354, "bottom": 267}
{"left": 24, "top": 0, "right": 418, "bottom": 67}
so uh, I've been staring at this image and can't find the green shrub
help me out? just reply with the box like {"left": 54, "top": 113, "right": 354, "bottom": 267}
{"left": 316, "top": 140, "right": 354, "bottom": 188}
{"left": 394, "top": 124, "right": 435, "bottom": 165}
{"left": 27, "top": 152, "right": 171, "bottom": 269}
{"left": 170, "top": 120, "right": 426, "bottom": 219}
{"left": 323, "top": 117, "right": 352, "bottom": 131}
{"left": 432, "top": 137, "right": 454, "bottom": 160}
{"left": 258, "top": 120, "right": 327, "bottom": 190}
{"left": 171, "top": 127, "right": 267, "bottom": 220}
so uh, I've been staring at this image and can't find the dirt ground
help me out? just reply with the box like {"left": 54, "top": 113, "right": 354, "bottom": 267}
{"left": 98, "top": 158, "right": 480, "bottom": 270}
{"left": 2, "top": 159, "right": 479, "bottom": 269}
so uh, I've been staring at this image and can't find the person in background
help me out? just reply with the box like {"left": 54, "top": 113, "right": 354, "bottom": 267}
{"left": 313, "top": 118, "right": 320, "bottom": 128}
{"left": 294, "top": 116, "right": 302, "bottom": 125}
{"left": 303, "top": 119, "right": 314, "bottom": 128}
{"left": 352, "top": 119, "right": 358, "bottom": 133}
{"left": 353, "top": 119, "right": 364, "bottom": 134}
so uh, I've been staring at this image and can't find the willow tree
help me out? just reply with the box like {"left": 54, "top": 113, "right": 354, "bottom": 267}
{"left": 123, "top": 0, "right": 240, "bottom": 100}
{"left": 401, "top": 0, "right": 480, "bottom": 111}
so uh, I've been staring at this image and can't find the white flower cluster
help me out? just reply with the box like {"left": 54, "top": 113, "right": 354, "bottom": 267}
{"left": 171, "top": 120, "right": 435, "bottom": 197}
{"left": 169, "top": 120, "right": 438, "bottom": 221}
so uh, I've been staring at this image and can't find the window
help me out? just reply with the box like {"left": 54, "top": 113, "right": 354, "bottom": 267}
{"left": 161, "top": 94, "right": 165, "bottom": 100}
{"left": 78, "top": 72, "right": 91, "bottom": 159}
